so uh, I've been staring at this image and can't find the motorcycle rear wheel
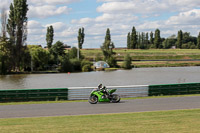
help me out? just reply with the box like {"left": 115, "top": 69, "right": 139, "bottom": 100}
{"left": 111, "top": 94, "right": 120, "bottom": 103}
{"left": 88, "top": 95, "right": 98, "bottom": 104}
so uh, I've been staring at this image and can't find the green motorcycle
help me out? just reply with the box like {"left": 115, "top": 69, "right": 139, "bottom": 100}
{"left": 88, "top": 87, "right": 120, "bottom": 104}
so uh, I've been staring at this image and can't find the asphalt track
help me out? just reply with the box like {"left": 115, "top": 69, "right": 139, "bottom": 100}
{"left": 1, "top": 96, "right": 200, "bottom": 119}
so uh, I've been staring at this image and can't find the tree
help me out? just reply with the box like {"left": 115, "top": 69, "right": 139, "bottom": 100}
{"left": 46, "top": 25, "right": 54, "bottom": 49}
{"left": 1, "top": 8, "right": 7, "bottom": 38}
{"left": 130, "top": 26, "right": 137, "bottom": 49}
{"left": 28, "top": 45, "right": 49, "bottom": 71}
{"left": 122, "top": 54, "right": 132, "bottom": 69}
{"left": 145, "top": 32, "right": 149, "bottom": 46}
{"left": 51, "top": 41, "right": 65, "bottom": 64}
{"left": 0, "top": 38, "right": 11, "bottom": 74}
{"left": 182, "top": 32, "right": 190, "bottom": 44}
{"left": 177, "top": 30, "right": 183, "bottom": 48}
{"left": 0, "top": 8, "right": 10, "bottom": 74}
{"left": 60, "top": 55, "right": 73, "bottom": 72}
{"left": 7, "top": 3, "right": 15, "bottom": 44}
{"left": 137, "top": 32, "right": 140, "bottom": 49}
{"left": 150, "top": 31, "right": 154, "bottom": 44}
{"left": 7, "top": 0, "right": 29, "bottom": 71}
{"left": 162, "top": 38, "right": 176, "bottom": 49}
{"left": 197, "top": 32, "right": 200, "bottom": 49}
{"left": 69, "top": 47, "right": 79, "bottom": 59}
{"left": 77, "top": 27, "right": 85, "bottom": 49}
{"left": 154, "top": 29, "right": 161, "bottom": 48}
{"left": 127, "top": 32, "right": 131, "bottom": 49}
{"left": 7, "top": 4, "right": 16, "bottom": 71}
{"left": 141, "top": 32, "right": 145, "bottom": 49}
{"left": 101, "top": 28, "right": 117, "bottom": 67}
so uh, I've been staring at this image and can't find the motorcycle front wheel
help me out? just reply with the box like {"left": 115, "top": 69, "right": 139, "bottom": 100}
{"left": 88, "top": 95, "right": 98, "bottom": 104}
{"left": 111, "top": 94, "right": 120, "bottom": 103}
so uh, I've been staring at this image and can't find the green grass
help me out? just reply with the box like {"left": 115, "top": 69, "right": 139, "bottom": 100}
{"left": 1, "top": 109, "right": 200, "bottom": 133}
{"left": 81, "top": 49, "right": 200, "bottom": 60}
{"left": 81, "top": 49, "right": 200, "bottom": 68}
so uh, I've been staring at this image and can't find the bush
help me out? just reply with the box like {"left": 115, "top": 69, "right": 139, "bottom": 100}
{"left": 107, "top": 56, "right": 117, "bottom": 68}
{"left": 81, "top": 60, "right": 92, "bottom": 67}
{"left": 82, "top": 64, "right": 92, "bottom": 72}
{"left": 68, "top": 47, "right": 84, "bottom": 59}
{"left": 70, "top": 58, "right": 81, "bottom": 71}
{"left": 182, "top": 44, "right": 190, "bottom": 49}
{"left": 81, "top": 60, "right": 92, "bottom": 72}
{"left": 95, "top": 53, "right": 102, "bottom": 61}
{"left": 59, "top": 56, "right": 73, "bottom": 72}
{"left": 190, "top": 44, "right": 197, "bottom": 49}
{"left": 122, "top": 54, "right": 132, "bottom": 69}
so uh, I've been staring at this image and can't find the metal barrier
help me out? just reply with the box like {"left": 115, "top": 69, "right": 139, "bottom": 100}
{"left": 0, "top": 88, "right": 68, "bottom": 102}
{"left": 68, "top": 85, "right": 149, "bottom": 100}
{"left": 1, "top": 82, "right": 200, "bottom": 102}
{"left": 149, "top": 83, "right": 200, "bottom": 96}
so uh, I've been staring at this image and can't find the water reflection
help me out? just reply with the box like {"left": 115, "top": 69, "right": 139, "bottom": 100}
{"left": 0, "top": 67, "right": 200, "bottom": 90}
{"left": 0, "top": 74, "right": 28, "bottom": 89}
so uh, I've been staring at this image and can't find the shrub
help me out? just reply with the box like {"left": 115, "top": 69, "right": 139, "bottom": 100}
{"left": 182, "top": 44, "right": 190, "bottom": 49}
{"left": 68, "top": 47, "right": 84, "bottom": 59}
{"left": 95, "top": 53, "right": 102, "bottom": 61}
{"left": 59, "top": 56, "right": 73, "bottom": 72}
{"left": 81, "top": 59, "right": 92, "bottom": 72}
{"left": 122, "top": 54, "right": 132, "bottom": 69}
{"left": 190, "top": 44, "right": 197, "bottom": 49}
{"left": 81, "top": 59, "right": 92, "bottom": 68}
{"left": 107, "top": 56, "right": 117, "bottom": 68}
{"left": 82, "top": 64, "right": 92, "bottom": 72}
{"left": 70, "top": 58, "right": 81, "bottom": 71}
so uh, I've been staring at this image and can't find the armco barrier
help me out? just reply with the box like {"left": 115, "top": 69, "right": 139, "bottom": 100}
{"left": 68, "top": 85, "right": 149, "bottom": 100}
{"left": 1, "top": 83, "right": 200, "bottom": 102}
{"left": 149, "top": 83, "right": 200, "bottom": 96}
{"left": 0, "top": 88, "right": 68, "bottom": 102}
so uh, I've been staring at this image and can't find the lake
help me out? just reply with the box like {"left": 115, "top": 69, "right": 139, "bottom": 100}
{"left": 0, "top": 66, "right": 200, "bottom": 90}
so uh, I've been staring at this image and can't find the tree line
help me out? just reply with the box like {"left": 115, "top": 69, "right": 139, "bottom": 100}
{"left": 127, "top": 27, "right": 200, "bottom": 49}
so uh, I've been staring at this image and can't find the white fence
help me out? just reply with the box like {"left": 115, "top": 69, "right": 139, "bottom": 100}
{"left": 68, "top": 85, "right": 149, "bottom": 100}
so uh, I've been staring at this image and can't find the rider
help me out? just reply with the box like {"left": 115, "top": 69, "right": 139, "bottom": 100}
{"left": 97, "top": 84, "right": 109, "bottom": 98}
{"left": 97, "top": 84, "right": 103, "bottom": 91}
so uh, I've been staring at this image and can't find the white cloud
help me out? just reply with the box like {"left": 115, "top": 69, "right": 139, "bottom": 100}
{"left": 96, "top": 13, "right": 138, "bottom": 23}
{"left": 97, "top": 0, "right": 200, "bottom": 15}
{"left": 72, "top": 18, "right": 94, "bottom": 24}
{"left": 96, "top": 1, "right": 169, "bottom": 15}
{"left": 46, "top": 22, "right": 69, "bottom": 33}
{"left": 28, "top": 20, "right": 44, "bottom": 29}
{"left": 28, "top": 0, "right": 80, "bottom": 6}
{"left": 0, "top": 0, "right": 12, "bottom": 9}
{"left": 28, "top": 5, "right": 71, "bottom": 18}
{"left": 166, "top": 9, "right": 200, "bottom": 25}
{"left": 1, "top": 0, "right": 79, "bottom": 19}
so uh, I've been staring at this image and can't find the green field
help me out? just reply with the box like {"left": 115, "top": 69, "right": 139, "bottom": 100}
{"left": 81, "top": 49, "right": 200, "bottom": 68}
{"left": 81, "top": 49, "right": 200, "bottom": 60}
{"left": 0, "top": 109, "right": 200, "bottom": 133}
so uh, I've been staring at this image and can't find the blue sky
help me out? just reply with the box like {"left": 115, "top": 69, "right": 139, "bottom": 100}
{"left": 1, "top": 0, "right": 200, "bottom": 48}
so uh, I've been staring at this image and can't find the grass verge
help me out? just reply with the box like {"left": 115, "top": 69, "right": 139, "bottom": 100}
{"left": 0, "top": 109, "right": 200, "bottom": 133}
